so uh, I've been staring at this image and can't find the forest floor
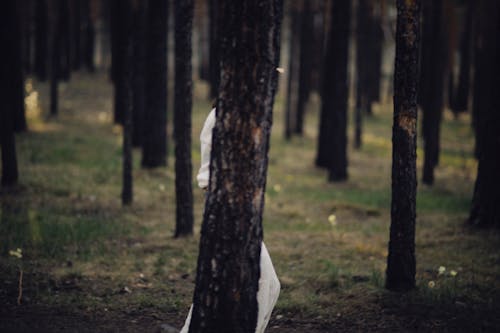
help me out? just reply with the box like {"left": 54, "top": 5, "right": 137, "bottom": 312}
{"left": 1, "top": 72, "right": 500, "bottom": 332}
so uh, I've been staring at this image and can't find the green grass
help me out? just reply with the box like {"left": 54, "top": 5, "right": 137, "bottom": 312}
{"left": 0, "top": 73, "right": 499, "bottom": 332}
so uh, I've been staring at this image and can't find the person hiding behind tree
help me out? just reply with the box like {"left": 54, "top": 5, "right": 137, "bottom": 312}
{"left": 180, "top": 108, "right": 280, "bottom": 333}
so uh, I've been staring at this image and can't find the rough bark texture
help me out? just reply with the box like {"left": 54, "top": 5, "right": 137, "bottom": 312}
{"left": 174, "top": 0, "right": 194, "bottom": 237}
{"left": 386, "top": 0, "right": 420, "bottom": 292}
{"left": 0, "top": 0, "right": 20, "bottom": 186}
{"left": 316, "top": 0, "right": 350, "bottom": 180}
{"left": 142, "top": 0, "right": 168, "bottom": 168}
{"left": 189, "top": 0, "right": 283, "bottom": 331}
{"left": 419, "top": 0, "right": 446, "bottom": 185}
{"left": 468, "top": 0, "right": 500, "bottom": 228}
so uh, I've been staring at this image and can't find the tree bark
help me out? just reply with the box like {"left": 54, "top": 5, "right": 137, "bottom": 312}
{"left": 468, "top": 0, "right": 500, "bottom": 228}
{"left": 142, "top": 0, "right": 168, "bottom": 168}
{"left": 174, "top": 0, "right": 194, "bottom": 237}
{"left": 317, "top": 0, "right": 351, "bottom": 180}
{"left": 189, "top": 0, "right": 283, "bottom": 331}
{"left": 386, "top": 0, "right": 420, "bottom": 292}
{"left": 0, "top": 0, "right": 20, "bottom": 186}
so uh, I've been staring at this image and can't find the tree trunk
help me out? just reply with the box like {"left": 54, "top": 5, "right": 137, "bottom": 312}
{"left": 420, "top": 0, "right": 446, "bottom": 185}
{"left": 0, "top": 0, "right": 20, "bottom": 187}
{"left": 189, "top": 0, "right": 283, "bottom": 331}
{"left": 58, "top": 0, "right": 71, "bottom": 81}
{"left": 284, "top": 1, "right": 301, "bottom": 140}
{"left": 386, "top": 0, "right": 420, "bottom": 292}
{"left": 317, "top": 0, "right": 351, "bottom": 181}
{"left": 49, "top": 0, "right": 62, "bottom": 117}
{"left": 13, "top": 0, "right": 27, "bottom": 132}
{"left": 34, "top": 0, "right": 48, "bottom": 81}
{"left": 82, "top": 0, "right": 95, "bottom": 72}
{"left": 174, "top": 0, "right": 194, "bottom": 237}
{"left": 295, "top": 0, "right": 313, "bottom": 135}
{"left": 142, "top": 0, "right": 168, "bottom": 168}
{"left": 208, "top": 0, "right": 220, "bottom": 99}
{"left": 131, "top": 1, "right": 147, "bottom": 147}
{"left": 468, "top": 0, "right": 500, "bottom": 228}
{"left": 121, "top": 0, "right": 134, "bottom": 206}
{"left": 452, "top": 0, "right": 473, "bottom": 113}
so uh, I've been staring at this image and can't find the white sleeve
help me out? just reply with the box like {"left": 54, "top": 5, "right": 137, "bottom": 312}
{"left": 196, "top": 109, "right": 216, "bottom": 189}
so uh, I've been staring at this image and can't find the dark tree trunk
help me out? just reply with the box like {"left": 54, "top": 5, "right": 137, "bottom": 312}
{"left": 468, "top": 0, "right": 500, "bottom": 228}
{"left": 386, "top": 0, "right": 420, "bottom": 292}
{"left": 173, "top": 0, "right": 194, "bottom": 238}
{"left": 189, "top": 0, "right": 283, "bottom": 331}
{"left": 368, "top": 1, "right": 383, "bottom": 106}
{"left": 309, "top": 0, "right": 326, "bottom": 93}
{"left": 49, "top": 0, "right": 62, "bottom": 117}
{"left": 131, "top": 1, "right": 147, "bottom": 147}
{"left": 1, "top": 0, "right": 20, "bottom": 187}
{"left": 58, "top": 0, "right": 71, "bottom": 81}
{"left": 354, "top": 0, "right": 370, "bottom": 149}
{"left": 82, "top": 0, "right": 95, "bottom": 72}
{"left": 141, "top": 0, "right": 168, "bottom": 168}
{"left": 284, "top": 2, "right": 301, "bottom": 140}
{"left": 121, "top": 0, "right": 134, "bottom": 206}
{"left": 111, "top": 0, "right": 127, "bottom": 124}
{"left": 208, "top": 0, "right": 220, "bottom": 98}
{"left": 316, "top": 0, "right": 351, "bottom": 180}
{"left": 34, "top": 0, "right": 48, "bottom": 81}
{"left": 196, "top": 0, "right": 210, "bottom": 82}
{"left": 295, "top": 0, "right": 313, "bottom": 135}
{"left": 419, "top": 0, "right": 446, "bottom": 185}
{"left": 452, "top": 0, "right": 473, "bottom": 114}
{"left": 71, "top": 0, "right": 82, "bottom": 71}
{"left": 13, "top": 0, "right": 27, "bottom": 133}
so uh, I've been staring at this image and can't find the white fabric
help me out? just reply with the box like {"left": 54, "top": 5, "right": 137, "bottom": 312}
{"left": 196, "top": 108, "right": 216, "bottom": 189}
{"left": 180, "top": 109, "right": 280, "bottom": 333}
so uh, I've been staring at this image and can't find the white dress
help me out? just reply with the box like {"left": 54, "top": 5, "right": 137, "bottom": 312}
{"left": 180, "top": 109, "right": 280, "bottom": 333}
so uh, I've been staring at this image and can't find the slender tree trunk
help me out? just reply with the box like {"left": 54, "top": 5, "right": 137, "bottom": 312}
{"left": 386, "top": 0, "right": 421, "bottom": 292}
{"left": 468, "top": 0, "right": 500, "bottom": 228}
{"left": 284, "top": 2, "right": 301, "bottom": 140}
{"left": 189, "top": 0, "right": 283, "bottom": 331}
{"left": 13, "top": 0, "right": 27, "bottom": 132}
{"left": 111, "top": 0, "right": 127, "bottom": 124}
{"left": 174, "top": 0, "right": 194, "bottom": 237}
{"left": 82, "top": 0, "right": 95, "bottom": 72}
{"left": 452, "top": 0, "right": 473, "bottom": 113}
{"left": 71, "top": 0, "right": 82, "bottom": 71}
{"left": 142, "top": 0, "right": 168, "bottom": 168}
{"left": 50, "top": 0, "right": 62, "bottom": 117}
{"left": 322, "top": 0, "right": 351, "bottom": 181}
{"left": 0, "top": 0, "right": 20, "bottom": 187}
{"left": 121, "top": 0, "right": 134, "bottom": 206}
{"left": 196, "top": 0, "right": 210, "bottom": 82}
{"left": 295, "top": 0, "right": 313, "bottom": 135}
{"left": 58, "top": 0, "right": 71, "bottom": 81}
{"left": 420, "top": 0, "right": 446, "bottom": 185}
{"left": 208, "top": 0, "right": 220, "bottom": 99}
{"left": 368, "top": 1, "right": 383, "bottom": 106}
{"left": 34, "top": 0, "right": 48, "bottom": 81}
{"left": 131, "top": 1, "right": 146, "bottom": 147}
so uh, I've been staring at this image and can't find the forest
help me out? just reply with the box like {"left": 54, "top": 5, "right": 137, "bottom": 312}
{"left": 1, "top": 0, "right": 499, "bottom": 332}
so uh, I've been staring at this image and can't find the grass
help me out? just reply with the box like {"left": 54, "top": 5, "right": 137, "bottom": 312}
{"left": 0, "top": 72, "right": 499, "bottom": 332}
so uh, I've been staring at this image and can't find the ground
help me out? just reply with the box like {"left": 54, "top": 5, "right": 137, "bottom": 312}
{"left": 1, "top": 72, "right": 499, "bottom": 332}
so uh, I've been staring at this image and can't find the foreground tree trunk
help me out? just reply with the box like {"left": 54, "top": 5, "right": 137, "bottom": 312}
{"left": 142, "top": 0, "right": 168, "bottom": 168}
{"left": 386, "top": 0, "right": 420, "bottom": 292}
{"left": 0, "top": 0, "right": 20, "bottom": 186}
{"left": 13, "top": 0, "right": 27, "bottom": 132}
{"left": 189, "top": 0, "right": 283, "bottom": 331}
{"left": 174, "top": 0, "right": 194, "bottom": 237}
{"left": 468, "top": 0, "right": 500, "bottom": 228}
{"left": 316, "top": 0, "right": 351, "bottom": 180}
